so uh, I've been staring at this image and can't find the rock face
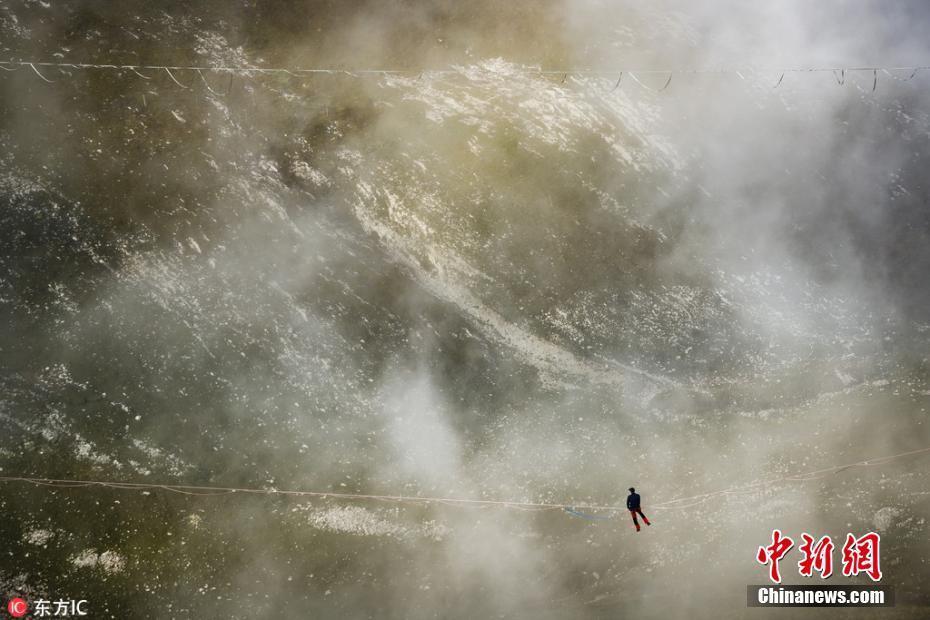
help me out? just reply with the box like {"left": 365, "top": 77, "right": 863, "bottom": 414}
{"left": 1, "top": 2, "right": 930, "bottom": 617}
{"left": 873, "top": 506, "right": 901, "bottom": 533}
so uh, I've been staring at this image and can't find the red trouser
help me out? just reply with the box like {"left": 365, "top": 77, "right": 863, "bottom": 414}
{"left": 630, "top": 508, "right": 650, "bottom": 530}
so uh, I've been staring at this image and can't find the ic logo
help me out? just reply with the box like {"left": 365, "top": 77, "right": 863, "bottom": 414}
{"left": 7, "top": 597, "right": 28, "bottom": 618}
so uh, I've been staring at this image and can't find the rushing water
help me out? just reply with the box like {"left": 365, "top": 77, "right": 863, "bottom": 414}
{"left": 2, "top": 2, "right": 930, "bottom": 618}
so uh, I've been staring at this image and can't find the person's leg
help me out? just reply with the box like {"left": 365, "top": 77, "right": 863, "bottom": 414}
{"left": 630, "top": 510, "right": 640, "bottom": 531}
{"left": 639, "top": 508, "right": 650, "bottom": 526}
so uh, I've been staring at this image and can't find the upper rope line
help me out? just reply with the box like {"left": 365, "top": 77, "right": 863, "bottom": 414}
{"left": 0, "top": 60, "right": 928, "bottom": 91}
{"left": 0, "top": 444, "right": 928, "bottom": 516}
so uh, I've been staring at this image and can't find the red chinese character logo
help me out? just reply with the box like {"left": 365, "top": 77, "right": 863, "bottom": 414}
{"left": 757, "top": 529, "right": 794, "bottom": 583}
{"left": 798, "top": 533, "right": 834, "bottom": 579}
{"left": 842, "top": 532, "right": 882, "bottom": 581}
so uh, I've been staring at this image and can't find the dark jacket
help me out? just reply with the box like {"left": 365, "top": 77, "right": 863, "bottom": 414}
{"left": 627, "top": 492, "right": 641, "bottom": 511}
